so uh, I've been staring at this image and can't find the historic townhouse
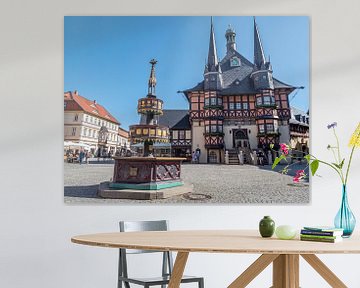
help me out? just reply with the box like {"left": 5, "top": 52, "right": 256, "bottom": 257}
{"left": 180, "top": 18, "right": 308, "bottom": 163}
{"left": 64, "top": 90, "right": 120, "bottom": 154}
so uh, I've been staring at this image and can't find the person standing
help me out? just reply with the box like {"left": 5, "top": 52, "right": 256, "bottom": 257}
{"left": 195, "top": 147, "right": 201, "bottom": 164}
{"left": 79, "top": 149, "right": 85, "bottom": 164}
{"left": 192, "top": 151, "right": 196, "bottom": 163}
{"left": 85, "top": 151, "right": 89, "bottom": 164}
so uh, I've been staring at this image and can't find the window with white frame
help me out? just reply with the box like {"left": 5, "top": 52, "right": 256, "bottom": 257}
{"left": 259, "top": 124, "right": 265, "bottom": 133}
{"left": 263, "top": 96, "right": 271, "bottom": 105}
{"left": 266, "top": 124, "right": 274, "bottom": 132}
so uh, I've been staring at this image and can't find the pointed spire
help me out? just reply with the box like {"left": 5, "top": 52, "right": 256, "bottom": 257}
{"left": 253, "top": 17, "right": 266, "bottom": 69}
{"left": 207, "top": 16, "right": 219, "bottom": 72}
{"left": 225, "top": 24, "right": 236, "bottom": 53}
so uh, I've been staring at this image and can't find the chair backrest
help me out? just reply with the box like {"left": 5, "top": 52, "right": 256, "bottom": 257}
{"left": 119, "top": 220, "right": 169, "bottom": 254}
{"left": 118, "top": 220, "right": 173, "bottom": 283}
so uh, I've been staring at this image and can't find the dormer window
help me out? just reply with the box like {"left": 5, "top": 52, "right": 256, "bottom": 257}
{"left": 230, "top": 56, "right": 240, "bottom": 67}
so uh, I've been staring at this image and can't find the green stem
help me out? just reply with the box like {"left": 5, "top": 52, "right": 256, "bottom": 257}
{"left": 333, "top": 128, "right": 342, "bottom": 164}
{"left": 330, "top": 148, "right": 338, "bottom": 164}
{"left": 273, "top": 148, "right": 344, "bottom": 182}
{"left": 333, "top": 128, "right": 345, "bottom": 181}
{"left": 308, "top": 156, "right": 344, "bottom": 183}
{"left": 344, "top": 129, "right": 360, "bottom": 185}
{"left": 345, "top": 145, "right": 356, "bottom": 185}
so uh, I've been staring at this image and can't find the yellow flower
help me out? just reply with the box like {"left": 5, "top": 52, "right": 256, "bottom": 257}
{"left": 349, "top": 122, "right": 360, "bottom": 148}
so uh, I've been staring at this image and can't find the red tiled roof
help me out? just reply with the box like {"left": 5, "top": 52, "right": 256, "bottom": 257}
{"left": 64, "top": 91, "right": 120, "bottom": 124}
{"left": 118, "top": 127, "right": 129, "bottom": 138}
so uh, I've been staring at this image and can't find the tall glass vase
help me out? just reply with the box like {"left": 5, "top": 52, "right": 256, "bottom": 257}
{"left": 334, "top": 185, "right": 356, "bottom": 237}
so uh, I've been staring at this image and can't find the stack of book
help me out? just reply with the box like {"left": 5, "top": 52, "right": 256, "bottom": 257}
{"left": 300, "top": 226, "right": 344, "bottom": 243}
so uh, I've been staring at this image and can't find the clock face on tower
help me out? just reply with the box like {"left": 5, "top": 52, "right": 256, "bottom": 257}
{"left": 230, "top": 56, "right": 240, "bottom": 67}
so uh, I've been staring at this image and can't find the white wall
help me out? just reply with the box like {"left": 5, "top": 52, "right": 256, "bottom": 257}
{"left": 192, "top": 122, "right": 207, "bottom": 163}
{"left": 1, "top": 1, "right": 360, "bottom": 287}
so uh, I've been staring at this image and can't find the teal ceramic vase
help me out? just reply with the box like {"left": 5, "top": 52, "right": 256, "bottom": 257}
{"left": 334, "top": 185, "right": 356, "bottom": 237}
{"left": 259, "top": 216, "right": 275, "bottom": 238}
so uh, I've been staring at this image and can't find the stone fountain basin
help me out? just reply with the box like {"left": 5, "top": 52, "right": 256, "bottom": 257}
{"left": 111, "top": 157, "right": 186, "bottom": 189}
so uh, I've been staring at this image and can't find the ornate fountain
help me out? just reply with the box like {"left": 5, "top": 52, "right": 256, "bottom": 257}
{"left": 129, "top": 59, "right": 170, "bottom": 156}
{"left": 98, "top": 59, "right": 190, "bottom": 200}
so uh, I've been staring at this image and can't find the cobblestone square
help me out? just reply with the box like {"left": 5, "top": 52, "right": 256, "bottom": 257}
{"left": 64, "top": 162, "right": 309, "bottom": 204}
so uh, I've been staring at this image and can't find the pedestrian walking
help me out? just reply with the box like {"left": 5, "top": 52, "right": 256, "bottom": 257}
{"left": 192, "top": 151, "right": 196, "bottom": 163}
{"left": 195, "top": 147, "right": 201, "bottom": 163}
{"left": 79, "top": 150, "right": 85, "bottom": 164}
{"left": 85, "top": 151, "right": 89, "bottom": 164}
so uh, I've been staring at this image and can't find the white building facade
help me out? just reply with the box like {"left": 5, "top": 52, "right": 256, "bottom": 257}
{"left": 64, "top": 91, "right": 120, "bottom": 154}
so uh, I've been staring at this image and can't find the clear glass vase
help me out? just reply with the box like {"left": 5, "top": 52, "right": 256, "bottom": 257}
{"left": 334, "top": 185, "right": 356, "bottom": 237}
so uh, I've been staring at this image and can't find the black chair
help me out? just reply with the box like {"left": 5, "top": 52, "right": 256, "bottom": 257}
{"left": 118, "top": 220, "right": 204, "bottom": 288}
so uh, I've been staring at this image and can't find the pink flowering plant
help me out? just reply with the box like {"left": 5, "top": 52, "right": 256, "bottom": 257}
{"left": 272, "top": 122, "right": 360, "bottom": 184}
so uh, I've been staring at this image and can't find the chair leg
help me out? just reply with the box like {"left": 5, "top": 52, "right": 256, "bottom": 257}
{"left": 199, "top": 278, "right": 204, "bottom": 288}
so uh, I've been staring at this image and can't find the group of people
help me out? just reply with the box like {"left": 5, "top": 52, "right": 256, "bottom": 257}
{"left": 66, "top": 149, "right": 91, "bottom": 164}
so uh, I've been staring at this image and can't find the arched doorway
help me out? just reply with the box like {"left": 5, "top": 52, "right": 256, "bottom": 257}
{"left": 208, "top": 151, "right": 218, "bottom": 163}
{"left": 233, "top": 129, "right": 250, "bottom": 149}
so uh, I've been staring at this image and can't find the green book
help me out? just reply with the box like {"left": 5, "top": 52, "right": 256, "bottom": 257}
{"left": 300, "top": 234, "right": 339, "bottom": 240}
{"left": 303, "top": 226, "right": 344, "bottom": 233}
{"left": 300, "top": 236, "right": 342, "bottom": 243}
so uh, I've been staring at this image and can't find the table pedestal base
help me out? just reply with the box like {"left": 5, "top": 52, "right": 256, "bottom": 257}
{"left": 272, "top": 254, "right": 299, "bottom": 288}
{"left": 167, "top": 253, "right": 348, "bottom": 288}
{"left": 227, "top": 254, "right": 347, "bottom": 288}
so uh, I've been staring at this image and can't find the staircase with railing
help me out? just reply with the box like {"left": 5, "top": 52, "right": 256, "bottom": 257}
{"left": 227, "top": 149, "right": 240, "bottom": 165}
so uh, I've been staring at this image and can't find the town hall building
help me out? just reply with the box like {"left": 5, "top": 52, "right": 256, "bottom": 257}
{"left": 178, "top": 18, "right": 308, "bottom": 164}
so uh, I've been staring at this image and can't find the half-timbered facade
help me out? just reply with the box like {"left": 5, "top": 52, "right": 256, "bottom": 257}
{"left": 181, "top": 18, "right": 303, "bottom": 163}
{"left": 140, "top": 110, "right": 192, "bottom": 160}
{"left": 289, "top": 107, "right": 309, "bottom": 153}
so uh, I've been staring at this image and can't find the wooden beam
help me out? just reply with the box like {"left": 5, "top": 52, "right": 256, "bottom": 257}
{"left": 287, "top": 255, "right": 300, "bottom": 288}
{"left": 301, "top": 254, "right": 347, "bottom": 288}
{"left": 168, "top": 252, "right": 189, "bottom": 288}
{"left": 228, "top": 254, "right": 279, "bottom": 288}
{"left": 272, "top": 254, "right": 299, "bottom": 288}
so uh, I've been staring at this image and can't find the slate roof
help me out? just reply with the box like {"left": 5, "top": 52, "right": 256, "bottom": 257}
{"left": 64, "top": 91, "right": 120, "bottom": 124}
{"left": 140, "top": 110, "right": 191, "bottom": 130}
{"left": 290, "top": 106, "right": 309, "bottom": 127}
{"left": 182, "top": 23, "right": 295, "bottom": 98}
{"left": 183, "top": 51, "right": 294, "bottom": 97}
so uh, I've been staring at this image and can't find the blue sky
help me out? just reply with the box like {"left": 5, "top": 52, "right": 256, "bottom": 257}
{"left": 64, "top": 16, "right": 309, "bottom": 129}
